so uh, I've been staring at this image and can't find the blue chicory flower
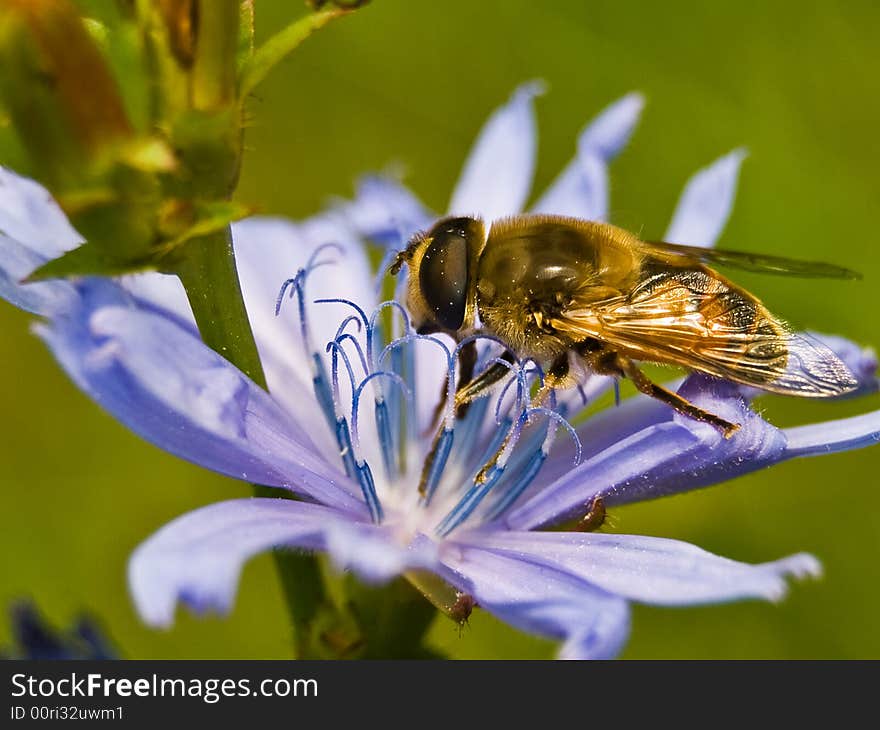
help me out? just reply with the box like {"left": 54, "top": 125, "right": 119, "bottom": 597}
{"left": 1, "top": 601, "right": 117, "bottom": 660}
{"left": 1, "top": 85, "right": 878, "bottom": 659}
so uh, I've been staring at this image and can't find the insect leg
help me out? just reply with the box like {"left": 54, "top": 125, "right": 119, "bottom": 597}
{"left": 453, "top": 350, "right": 516, "bottom": 409}
{"left": 425, "top": 341, "right": 493, "bottom": 435}
{"left": 614, "top": 355, "right": 740, "bottom": 438}
{"left": 418, "top": 353, "right": 516, "bottom": 497}
{"left": 454, "top": 339, "right": 478, "bottom": 418}
{"left": 473, "top": 353, "right": 569, "bottom": 484}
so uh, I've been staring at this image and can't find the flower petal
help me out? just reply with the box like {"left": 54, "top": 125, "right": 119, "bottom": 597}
{"left": 784, "top": 409, "right": 880, "bottom": 457}
{"left": 508, "top": 376, "right": 787, "bottom": 530}
{"left": 129, "top": 499, "right": 373, "bottom": 627}
{"left": 0, "top": 167, "right": 81, "bottom": 258}
{"left": 530, "top": 92, "right": 643, "bottom": 221}
{"left": 0, "top": 169, "right": 84, "bottom": 316}
{"left": 325, "top": 525, "right": 438, "bottom": 584}
{"left": 531, "top": 153, "right": 608, "bottom": 221}
{"left": 118, "top": 271, "right": 195, "bottom": 328}
{"left": 343, "top": 175, "right": 434, "bottom": 248}
{"left": 232, "top": 215, "right": 376, "bottom": 420}
{"left": 664, "top": 149, "right": 746, "bottom": 247}
{"left": 463, "top": 530, "right": 821, "bottom": 606}
{"left": 448, "top": 82, "right": 543, "bottom": 221}
{"left": 36, "top": 283, "right": 365, "bottom": 514}
{"left": 578, "top": 92, "right": 646, "bottom": 159}
{"left": 440, "top": 544, "right": 630, "bottom": 660}
{"left": 0, "top": 232, "right": 77, "bottom": 316}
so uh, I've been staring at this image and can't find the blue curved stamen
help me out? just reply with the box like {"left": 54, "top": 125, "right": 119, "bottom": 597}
{"left": 326, "top": 340, "right": 359, "bottom": 418}
{"left": 275, "top": 271, "right": 310, "bottom": 345}
{"left": 485, "top": 405, "right": 580, "bottom": 521}
{"left": 351, "top": 371, "right": 411, "bottom": 447}
{"left": 335, "top": 417, "right": 357, "bottom": 479}
{"left": 484, "top": 449, "right": 547, "bottom": 522}
{"left": 614, "top": 379, "right": 621, "bottom": 407}
{"left": 380, "top": 332, "right": 456, "bottom": 428}
{"left": 332, "top": 333, "right": 369, "bottom": 379}
{"left": 275, "top": 273, "right": 301, "bottom": 317}
{"left": 316, "top": 296, "right": 375, "bottom": 373}
{"left": 401, "top": 339, "right": 417, "bottom": 451}
{"left": 436, "top": 465, "right": 506, "bottom": 537}
{"left": 436, "top": 415, "right": 527, "bottom": 537}
{"left": 275, "top": 243, "right": 344, "bottom": 344}
{"left": 314, "top": 297, "right": 370, "bottom": 327}
{"left": 307, "top": 241, "right": 346, "bottom": 268}
{"left": 374, "top": 400, "right": 396, "bottom": 482}
{"left": 471, "top": 415, "right": 514, "bottom": 483}
{"left": 421, "top": 428, "right": 455, "bottom": 506}
{"left": 526, "top": 406, "right": 583, "bottom": 465}
{"left": 492, "top": 359, "right": 528, "bottom": 425}
{"left": 379, "top": 332, "right": 454, "bottom": 468}
{"left": 311, "top": 353, "right": 338, "bottom": 434}
{"left": 453, "top": 332, "right": 510, "bottom": 360}
{"left": 334, "top": 314, "right": 363, "bottom": 338}
{"left": 369, "top": 300, "right": 413, "bottom": 371}
{"left": 369, "top": 303, "right": 412, "bottom": 462}
{"left": 355, "top": 460, "right": 384, "bottom": 524}
{"left": 378, "top": 331, "right": 451, "bottom": 370}
{"left": 390, "top": 344, "right": 406, "bottom": 440}
{"left": 352, "top": 371, "right": 411, "bottom": 482}
{"left": 370, "top": 300, "right": 412, "bottom": 338}
{"left": 450, "top": 395, "right": 490, "bottom": 469}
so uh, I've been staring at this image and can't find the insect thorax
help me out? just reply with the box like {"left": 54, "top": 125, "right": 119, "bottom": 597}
{"left": 475, "top": 217, "right": 639, "bottom": 360}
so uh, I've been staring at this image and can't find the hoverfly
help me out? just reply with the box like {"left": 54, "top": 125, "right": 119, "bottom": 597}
{"left": 390, "top": 214, "right": 859, "bottom": 445}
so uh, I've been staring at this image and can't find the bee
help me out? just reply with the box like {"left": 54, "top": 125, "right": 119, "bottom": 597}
{"left": 390, "top": 214, "right": 860, "bottom": 441}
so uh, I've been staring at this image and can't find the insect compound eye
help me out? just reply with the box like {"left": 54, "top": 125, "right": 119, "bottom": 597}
{"left": 419, "top": 227, "right": 470, "bottom": 331}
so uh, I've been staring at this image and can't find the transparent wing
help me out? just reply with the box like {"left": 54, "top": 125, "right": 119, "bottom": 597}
{"left": 557, "top": 267, "right": 858, "bottom": 397}
{"left": 644, "top": 240, "right": 862, "bottom": 280}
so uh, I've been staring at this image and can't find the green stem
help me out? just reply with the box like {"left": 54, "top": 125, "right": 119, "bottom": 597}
{"left": 191, "top": 0, "right": 239, "bottom": 111}
{"left": 174, "top": 226, "right": 334, "bottom": 657}
{"left": 173, "top": 227, "right": 264, "bottom": 385}
{"left": 169, "top": 1, "right": 439, "bottom": 660}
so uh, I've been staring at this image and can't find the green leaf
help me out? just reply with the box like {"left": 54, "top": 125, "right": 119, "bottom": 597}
{"left": 24, "top": 243, "right": 153, "bottom": 282}
{"left": 238, "top": 9, "right": 349, "bottom": 98}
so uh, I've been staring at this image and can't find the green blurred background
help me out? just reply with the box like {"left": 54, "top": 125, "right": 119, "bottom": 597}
{"left": 1, "top": 0, "right": 879, "bottom": 658}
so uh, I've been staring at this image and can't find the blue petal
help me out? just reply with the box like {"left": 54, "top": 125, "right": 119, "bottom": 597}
{"left": 439, "top": 545, "right": 630, "bottom": 660}
{"left": 578, "top": 92, "right": 645, "bottom": 159}
{"left": 0, "top": 233, "right": 77, "bottom": 316}
{"left": 129, "top": 499, "right": 371, "bottom": 627}
{"left": 507, "top": 376, "right": 787, "bottom": 529}
{"left": 531, "top": 92, "right": 644, "bottom": 220}
{"left": 0, "top": 168, "right": 83, "bottom": 316}
{"left": 36, "top": 283, "right": 366, "bottom": 515}
{"left": 232, "top": 214, "right": 377, "bottom": 456}
{"left": 531, "top": 153, "right": 607, "bottom": 221}
{"left": 784, "top": 409, "right": 880, "bottom": 457}
{"left": 448, "top": 82, "right": 543, "bottom": 221}
{"left": 118, "top": 271, "right": 195, "bottom": 328}
{"left": 463, "top": 530, "right": 821, "bottom": 606}
{"left": 325, "top": 525, "right": 438, "bottom": 584}
{"left": 664, "top": 149, "right": 747, "bottom": 247}
{"left": 342, "top": 175, "right": 434, "bottom": 248}
{"left": 0, "top": 167, "right": 81, "bottom": 258}
{"left": 130, "top": 498, "right": 436, "bottom": 627}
